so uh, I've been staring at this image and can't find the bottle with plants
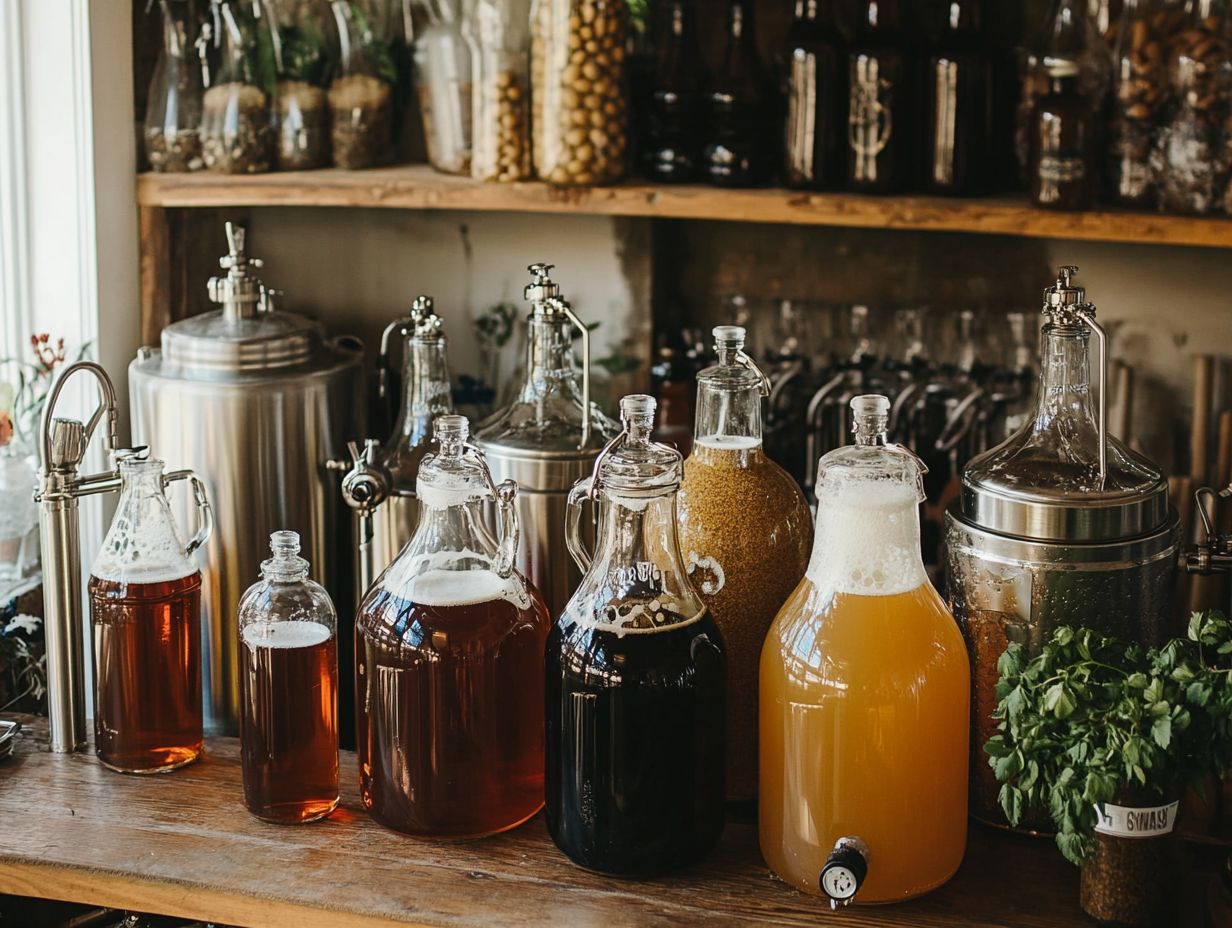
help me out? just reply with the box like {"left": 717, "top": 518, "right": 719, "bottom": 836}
{"left": 988, "top": 615, "right": 1232, "bottom": 928}
{"left": 329, "top": 0, "right": 397, "bottom": 168}
{"left": 145, "top": 0, "right": 206, "bottom": 172}
{"left": 270, "top": 0, "right": 336, "bottom": 170}
{"left": 202, "top": 0, "right": 278, "bottom": 173}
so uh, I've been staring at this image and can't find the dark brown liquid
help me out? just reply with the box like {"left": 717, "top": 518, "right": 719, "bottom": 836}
{"left": 355, "top": 577, "right": 550, "bottom": 837}
{"left": 90, "top": 572, "right": 202, "bottom": 773}
{"left": 240, "top": 622, "right": 339, "bottom": 824}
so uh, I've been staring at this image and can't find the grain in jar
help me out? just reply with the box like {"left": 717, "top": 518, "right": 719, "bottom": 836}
{"left": 329, "top": 0, "right": 396, "bottom": 169}
{"left": 472, "top": 0, "right": 532, "bottom": 182}
{"left": 676, "top": 326, "right": 812, "bottom": 806}
{"left": 531, "top": 0, "right": 630, "bottom": 186}
{"left": 269, "top": 0, "right": 335, "bottom": 170}
{"left": 201, "top": 1, "right": 277, "bottom": 174}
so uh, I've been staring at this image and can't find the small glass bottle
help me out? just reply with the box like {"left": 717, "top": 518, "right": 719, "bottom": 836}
{"left": 546, "top": 394, "right": 726, "bottom": 876}
{"left": 923, "top": 0, "right": 992, "bottom": 194}
{"left": 237, "top": 531, "right": 339, "bottom": 823}
{"left": 760, "top": 395, "right": 969, "bottom": 905}
{"left": 145, "top": 0, "right": 206, "bottom": 172}
{"left": 356, "top": 415, "right": 550, "bottom": 837}
{"left": 784, "top": 0, "right": 845, "bottom": 190}
{"left": 470, "top": 0, "right": 531, "bottom": 182}
{"left": 89, "top": 451, "right": 212, "bottom": 774}
{"left": 642, "top": 0, "right": 707, "bottom": 183}
{"left": 329, "top": 0, "right": 396, "bottom": 169}
{"left": 202, "top": 0, "right": 277, "bottom": 174}
{"left": 845, "top": 0, "right": 913, "bottom": 193}
{"left": 703, "top": 0, "right": 774, "bottom": 187}
{"left": 1028, "top": 57, "right": 1099, "bottom": 209}
{"left": 270, "top": 0, "right": 335, "bottom": 170}
{"left": 676, "top": 326, "right": 812, "bottom": 808}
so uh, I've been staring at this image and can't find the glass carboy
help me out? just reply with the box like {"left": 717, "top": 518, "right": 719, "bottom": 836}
{"left": 676, "top": 326, "right": 812, "bottom": 806}
{"left": 760, "top": 395, "right": 969, "bottom": 906}
{"left": 89, "top": 450, "right": 213, "bottom": 774}
{"left": 145, "top": 0, "right": 206, "bottom": 172}
{"left": 546, "top": 394, "right": 726, "bottom": 876}
{"left": 946, "top": 267, "right": 1179, "bottom": 831}
{"left": 475, "top": 264, "right": 618, "bottom": 620}
{"left": 355, "top": 415, "right": 550, "bottom": 837}
{"left": 238, "top": 530, "right": 339, "bottom": 824}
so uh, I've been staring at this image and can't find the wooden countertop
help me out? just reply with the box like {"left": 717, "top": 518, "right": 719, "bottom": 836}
{"left": 0, "top": 714, "right": 1156, "bottom": 928}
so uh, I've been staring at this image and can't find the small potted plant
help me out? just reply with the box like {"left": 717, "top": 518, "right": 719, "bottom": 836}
{"left": 987, "top": 613, "right": 1232, "bottom": 927}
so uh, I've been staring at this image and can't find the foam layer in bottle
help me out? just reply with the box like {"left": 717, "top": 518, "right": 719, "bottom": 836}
{"left": 694, "top": 435, "right": 761, "bottom": 451}
{"left": 242, "top": 620, "right": 332, "bottom": 650}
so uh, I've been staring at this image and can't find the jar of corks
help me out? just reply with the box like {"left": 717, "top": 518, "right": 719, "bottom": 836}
{"left": 1107, "top": 0, "right": 1169, "bottom": 207}
{"left": 470, "top": 0, "right": 531, "bottom": 182}
{"left": 1153, "top": 12, "right": 1231, "bottom": 215}
{"left": 531, "top": 0, "right": 630, "bottom": 186}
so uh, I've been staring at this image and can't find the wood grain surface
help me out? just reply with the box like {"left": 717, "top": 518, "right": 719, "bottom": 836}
{"left": 0, "top": 715, "right": 1096, "bottom": 928}
{"left": 135, "top": 168, "right": 1232, "bottom": 249}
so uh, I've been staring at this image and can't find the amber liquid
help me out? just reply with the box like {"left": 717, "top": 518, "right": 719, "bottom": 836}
{"left": 240, "top": 621, "right": 339, "bottom": 823}
{"left": 760, "top": 583, "right": 969, "bottom": 903}
{"left": 355, "top": 578, "right": 549, "bottom": 837}
{"left": 90, "top": 573, "right": 203, "bottom": 774}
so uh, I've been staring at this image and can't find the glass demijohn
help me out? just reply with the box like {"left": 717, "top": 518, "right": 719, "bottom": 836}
{"left": 355, "top": 415, "right": 550, "bottom": 837}
{"left": 238, "top": 530, "right": 339, "bottom": 824}
{"left": 760, "top": 395, "right": 969, "bottom": 905}
{"left": 89, "top": 452, "right": 212, "bottom": 774}
{"left": 545, "top": 395, "right": 726, "bottom": 876}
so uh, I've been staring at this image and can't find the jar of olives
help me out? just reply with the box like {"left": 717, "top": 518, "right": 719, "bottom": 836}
{"left": 531, "top": 0, "right": 630, "bottom": 186}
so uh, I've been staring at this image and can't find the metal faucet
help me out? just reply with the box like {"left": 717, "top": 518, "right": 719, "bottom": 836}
{"left": 1188, "top": 484, "right": 1232, "bottom": 578}
{"left": 35, "top": 362, "right": 124, "bottom": 754}
{"left": 334, "top": 440, "right": 392, "bottom": 598}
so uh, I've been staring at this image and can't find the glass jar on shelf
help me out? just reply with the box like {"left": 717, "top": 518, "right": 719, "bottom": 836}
{"left": 1028, "top": 56, "right": 1099, "bottom": 210}
{"left": 202, "top": 0, "right": 278, "bottom": 173}
{"left": 531, "top": 0, "right": 630, "bottom": 186}
{"left": 470, "top": 0, "right": 527, "bottom": 181}
{"left": 269, "top": 0, "right": 335, "bottom": 170}
{"left": 328, "top": 0, "right": 397, "bottom": 168}
{"left": 703, "top": 0, "right": 774, "bottom": 187}
{"left": 145, "top": 0, "right": 206, "bottom": 172}
{"left": 642, "top": 0, "right": 707, "bottom": 183}
{"left": 923, "top": 0, "right": 992, "bottom": 195}
{"left": 1106, "top": 0, "right": 1167, "bottom": 206}
{"left": 845, "top": 0, "right": 913, "bottom": 193}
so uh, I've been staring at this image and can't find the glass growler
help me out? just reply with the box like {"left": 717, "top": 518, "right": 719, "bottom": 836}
{"left": 545, "top": 394, "right": 726, "bottom": 876}
{"left": 845, "top": 0, "right": 914, "bottom": 193}
{"left": 784, "top": 0, "right": 845, "bottom": 190}
{"left": 355, "top": 415, "right": 550, "bottom": 837}
{"left": 760, "top": 395, "right": 969, "bottom": 905}
{"left": 238, "top": 531, "right": 339, "bottom": 824}
{"left": 676, "top": 326, "right": 811, "bottom": 806}
{"left": 89, "top": 450, "right": 213, "bottom": 774}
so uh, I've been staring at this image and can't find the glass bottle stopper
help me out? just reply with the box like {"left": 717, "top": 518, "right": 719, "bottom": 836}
{"left": 713, "top": 325, "right": 746, "bottom": 363}
{"left": 264, "top": 530, "right": 309, "bottom": 578}
{"left": 410, "top": 294, "right": 443, "bottom": 338}
{"left": 620, "top": 394, "right": 656, "bottom": 436}
{"left": 434, "top": 414, "right": 469, "bottom": 451}
{"left": 850, "top": 394, "right": 890, "bottom": 446}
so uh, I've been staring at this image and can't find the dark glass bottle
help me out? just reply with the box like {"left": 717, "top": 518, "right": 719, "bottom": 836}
{"left": 784, "top": 0, "right": 846, "bottom": 189}
{"left": 923, "top": 0, "right": 993, "bottom": 194}
{"left": 1028, "top": 60, "right": 1099, "bottom": 209}
{"left": 642, "top": 0, "right": 707, "bottom": 182}
{"left": 703, "top": 0, "right": 775, "bottom": 186}
{"left": 845, "top": 0, "right": 914, "bottom": 192}
{"left": 545, "top": 395, "right": 726, "bottom": 876}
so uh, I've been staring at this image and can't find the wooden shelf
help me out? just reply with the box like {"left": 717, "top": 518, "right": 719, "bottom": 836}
{"left": 0, "top": 714, "right": 1172, "bottom": 928}
{"left": 136, "top": 166, "right": 1232, "bottom": 248}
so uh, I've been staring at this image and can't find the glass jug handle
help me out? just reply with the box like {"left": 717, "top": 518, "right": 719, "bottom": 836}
{"left": 492, "top": 479, "right": 519, "bottom": 578}
{"left": 163, "top": 468, "right": 215, "bottom": 556}
{"left": 1076, "top": 306, "right": 1108, "bottom": 490}
{"left": 566, "top": 478, "right": 595, "bottom": 573}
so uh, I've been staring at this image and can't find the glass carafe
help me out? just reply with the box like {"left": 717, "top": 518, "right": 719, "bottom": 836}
{"left": 270, "top": 0, "right": 335, "bottom": 170}
{"left": 238, "top": 530, "right": 339, "bottom": 824}
{"left": 89, "top": 451, "right": 213, "bottom": 774}
{"left": 760, "top": 395, "right": 969, "bottom": 905}
{"left": 329, "top": 0, "right": 397, "bottom": 168}
{"left": 145, "top": 0, "right": 206, "bottom": 172}
{"left": 545, "top": 394, "right": 726, "bottom": 876}
{"left": 676, "top": 326, "right": 811, "bottom": 807}
{"left": 355, "top": 415, "right": 550, "bottom": 837}
{"left": 202, "top": 0, "right": 277, "bottom": 173}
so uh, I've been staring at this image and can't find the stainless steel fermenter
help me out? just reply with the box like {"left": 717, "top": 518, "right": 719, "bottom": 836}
{"left": 945, "top": 267, "right": 1179, "bottom": 829}
{"left": 130, "top": 223, "right": 362, "bottom": 733}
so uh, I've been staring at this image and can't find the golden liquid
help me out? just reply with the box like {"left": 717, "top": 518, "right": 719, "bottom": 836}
{"left": 759, "top": 581, "right": 969, "bottom": 903}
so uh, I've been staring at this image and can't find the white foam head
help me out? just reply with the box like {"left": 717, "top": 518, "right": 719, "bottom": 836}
{"left": 806, "top": 479, "right": 926, "bottom": 597}
{"left": 403, "top": 567, "right": 530, "bottom": 610}
{"left": 695, "top": 434, "right": 761, "bottom": 451}
{"left": 91, "top": 502, "right": 197, "bottom": 584}
{"left": 242, "top": 620, "right": 332, "bottom": 649}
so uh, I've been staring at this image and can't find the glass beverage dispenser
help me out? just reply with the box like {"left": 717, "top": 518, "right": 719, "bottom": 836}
{"left": 946, "top": 267, "right": 1179, "bottom": 830}
{"left": 475, "top": 263, "right": 617, "bottom": 619}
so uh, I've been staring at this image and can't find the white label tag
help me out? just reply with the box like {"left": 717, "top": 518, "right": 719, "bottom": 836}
{"left": 1092, "top": 801, "right": 1178, "bottom": 838}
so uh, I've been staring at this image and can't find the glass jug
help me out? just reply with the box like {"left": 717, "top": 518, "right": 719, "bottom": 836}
{"left": 202, "top": 0, "right": 277, "bottom": 173}
{"left": 355, "top": 415, "right": 550, "bottom": 837}
{"left": 676, "top": 326, "right": 811, "bottom": 807}
{"left": 545, "top": 394, "right": 726, "bottom": 876}
{"left": 145, "top": 0, "right": 206, "bottom": 172}
{"left": 238, "top": 530, "right": 339, "bottom": 824}
{"left": 760, "top": 395, "right": 969, "bottom": 906}
{"left": 329, "top": 0, "right": 396, "bottom": 168}
{"left": 89, "top": 450, "right": 214, "bottom": 774}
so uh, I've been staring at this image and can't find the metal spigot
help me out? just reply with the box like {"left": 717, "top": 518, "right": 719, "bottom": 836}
{"left": 208, "top": 221, "right": 264, "bottom": 321}
{"left": 333, "top": 440, "right": 392, "bottom": 597}
{"left": 35, "top": 362, "right": 125, "bottom": 754}
{"left": 1187, "top": 484, "right": 1232, "bottom": 576}
{"left": 820, "top": 836, "right": 871, "bottom": 909}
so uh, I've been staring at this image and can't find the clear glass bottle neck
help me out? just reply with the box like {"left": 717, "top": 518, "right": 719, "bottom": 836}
{"left": 120, "top": 462, "right": 165, "bottom": 499}
{"left": 389, "top": 337, "right": 452, "bottom": 448}
{"left": 1033, "top": 324, "right": 1097, "bottom": 432}
{"left": 694, "top": 379, "right": 762, "bottom": 445}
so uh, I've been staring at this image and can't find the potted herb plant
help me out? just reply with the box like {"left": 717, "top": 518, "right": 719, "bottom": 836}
{"left": 987, "top": 613, "right": 1232, "bottom": 927}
